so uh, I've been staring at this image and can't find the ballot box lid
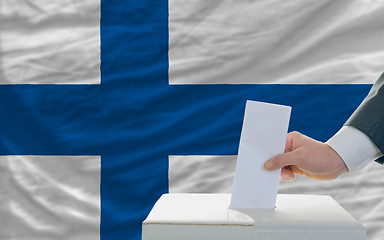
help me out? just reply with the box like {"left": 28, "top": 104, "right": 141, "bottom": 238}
{"left": 143, "top": 193, "right": 361, "bottom": 226}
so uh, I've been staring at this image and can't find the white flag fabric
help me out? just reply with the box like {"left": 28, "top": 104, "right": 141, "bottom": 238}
{"left": 0, "top": 1, "right": 100, "bottom": 84}
{"left": 169, "top": 0, "right": 384, "bottom": 84}
{"left": 0, "top": 156, "right": 100, "bottom": 240}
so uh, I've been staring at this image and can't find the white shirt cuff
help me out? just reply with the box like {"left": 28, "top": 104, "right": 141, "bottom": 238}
{"left": 326, "top": 126, "right": 383, "bottom": 172}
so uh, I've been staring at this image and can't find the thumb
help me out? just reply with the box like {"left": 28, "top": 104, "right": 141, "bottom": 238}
{"left": 264, "top": 150, "right": 301, "bottom": 171}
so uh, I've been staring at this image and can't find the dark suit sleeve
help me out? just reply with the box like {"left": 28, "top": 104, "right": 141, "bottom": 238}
{"left": 345, "top": 72, "right": 384, "bottom": 164}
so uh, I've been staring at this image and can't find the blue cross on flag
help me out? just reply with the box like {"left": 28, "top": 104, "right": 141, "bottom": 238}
{"left": 0, "top": 0, "right": 382, "bottom": 240}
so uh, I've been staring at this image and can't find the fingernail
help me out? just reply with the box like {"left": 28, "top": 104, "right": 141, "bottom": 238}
{"left": 282, "top": 171, "right": 293, "bottom": 180}
{"left": 264, "top": 161, "right": 273, "bottom": 170}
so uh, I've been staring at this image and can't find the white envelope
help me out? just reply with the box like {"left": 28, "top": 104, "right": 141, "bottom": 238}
{"left": 230, "top": 100, "right": 291, "bottom": 209}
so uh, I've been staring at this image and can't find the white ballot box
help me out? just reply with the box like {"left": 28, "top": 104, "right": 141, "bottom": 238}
{"left": 142, "top": 193, "right": 366, "bottom": 240}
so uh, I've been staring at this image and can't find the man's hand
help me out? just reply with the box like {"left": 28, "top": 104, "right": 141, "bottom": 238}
{"left": 264, "top": 131, "right": 349, "bottom": 180}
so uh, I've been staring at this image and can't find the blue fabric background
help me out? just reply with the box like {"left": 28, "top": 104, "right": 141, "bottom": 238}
{"left": 0, "top": 0, "right": 372, "bottom": 239}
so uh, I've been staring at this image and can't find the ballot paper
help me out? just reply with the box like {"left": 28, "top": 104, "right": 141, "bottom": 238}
{"left": 230, "top": 100, "right": 291, "bottom": 209}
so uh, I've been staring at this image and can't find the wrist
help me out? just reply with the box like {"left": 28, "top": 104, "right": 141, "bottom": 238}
{"left": 325, "top": 144, "right": 349, "bottom": 176}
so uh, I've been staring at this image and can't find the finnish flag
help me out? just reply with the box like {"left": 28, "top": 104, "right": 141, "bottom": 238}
{"left": 0, "top": 0, "right": 383, "bottom": 240}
